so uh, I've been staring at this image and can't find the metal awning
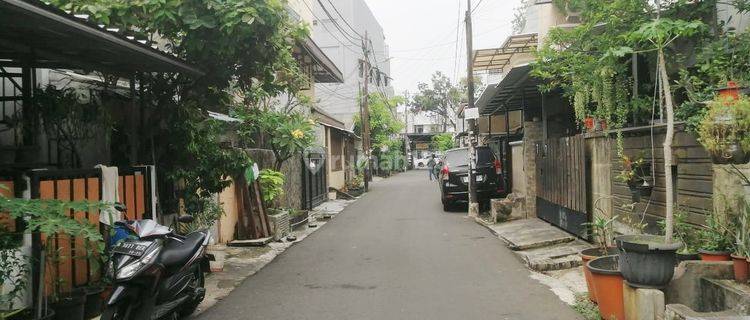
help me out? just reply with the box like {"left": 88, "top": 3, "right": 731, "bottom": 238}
{"left": 300, "top": 37, "right": 344, "bottom": 83}
{"left": 478, "top": 64, "right": 544, "bottom": 115}
{"left": 472, "top": 33, "right": 537, "bottom": 73}
{"left": 0, "top": 0, "right": 203, "bottom": 76}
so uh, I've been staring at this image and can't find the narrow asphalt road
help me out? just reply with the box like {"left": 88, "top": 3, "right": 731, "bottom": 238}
{"left": 196, "top": 170, "right": 581, "bottom": 320}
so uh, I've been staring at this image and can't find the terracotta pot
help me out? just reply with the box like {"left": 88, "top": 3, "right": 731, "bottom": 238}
{"left": 588, "top": 255, "right": 625, "bottom": 320}
{"left": 580, "top": 247, "right": 618, "bottom": 303}
{"left": 584, "top": 117, "right": 595, "bottom": 131}
{"left": 732, "top": 254, "right": 749, "bottom": 283}
{"left": 699, "top": 249, "right": 732, "bottom": 261}
{"left": 717, "top": 81, "right": 743, "bottom": 101}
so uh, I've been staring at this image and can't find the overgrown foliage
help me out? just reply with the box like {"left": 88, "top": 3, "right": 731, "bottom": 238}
{"left": 237, "top": 109, "right": 316, "bottom": 171}
{"left": 354, "top": 94, "right": 405, "bottom": 149}
{"left": 180, "top": 197, "right": 225, "bottom": 234}
{"left": 258, "top": 169, "right": 285, "bottom": 206}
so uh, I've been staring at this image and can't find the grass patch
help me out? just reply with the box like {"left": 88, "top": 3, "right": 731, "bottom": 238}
{"left": 572, "top": 293, "right": 600, "bottom": 320}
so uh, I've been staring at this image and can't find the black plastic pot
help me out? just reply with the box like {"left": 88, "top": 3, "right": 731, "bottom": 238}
{"left": 83, "top": 286, "right": 104, "bottom": 319}
{"left": 615, "top": 235, "right": 682, "bottom": 288}
{"left": 710, "top": 141, "right": 750, "bottom": 165}
{"left": 53, "top": 291, "right": 86, "bottom": 320}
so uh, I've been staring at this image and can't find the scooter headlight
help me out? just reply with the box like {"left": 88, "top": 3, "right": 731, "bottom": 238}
{"left": 116, "top": 247, "right": 160, "bottom": 280}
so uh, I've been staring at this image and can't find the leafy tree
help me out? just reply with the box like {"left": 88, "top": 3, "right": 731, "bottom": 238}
{"left": 354, "top": 94, "right": 405, "bottom": 149}
{"left": 49, "top": 0, "right": 309, "bottom": 212}
{"left": 233, "top": 107, "right": 315, "bottom": 171}
{"left": 431, "top": 133, "right": 456, "bottom": 151}
{"left": 411, "top": 72, "right": 479, "bottom": 132}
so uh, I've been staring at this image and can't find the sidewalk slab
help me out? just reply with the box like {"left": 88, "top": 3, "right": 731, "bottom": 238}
{"left": 484, "top": 218, "right": 576, "bottom": 251}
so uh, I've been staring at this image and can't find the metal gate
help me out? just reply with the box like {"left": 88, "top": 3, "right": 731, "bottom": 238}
{"left": 536, "top": 134, "right": 588, "bottom": 237}
{"left": 302, "top": 148, "right": 327, "bottom": 210}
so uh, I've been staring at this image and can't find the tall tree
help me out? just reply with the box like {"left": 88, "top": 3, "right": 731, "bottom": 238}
{"left": 411, "top": 72, "right": 462, "bottom": 132}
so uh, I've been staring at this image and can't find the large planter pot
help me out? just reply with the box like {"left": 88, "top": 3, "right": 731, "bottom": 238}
{"left": 579, "top": 247, "right": 618, "bottom": 303}
{"left": 207, "top": 245, "right": 227, "bottom": 272}
{"left": 699, "top": 249, "right": 732, "bottom": 261}
{"left": 268, "top": 211, "right": 290, "bottom": 242}
{"left": 289, "top": 210, "right": 309, "bottom": 229}
{"left": 588, "top": 256, "right": 625, "bottom": 320}
{"left": 731, "top": 254, "right": 749, "bottom": 283}
{"left": 615, "top": 235, "right": 681, "bottom": 288}
{"left": 82, "top": 286, "right": 104, "bottom": 319}
{"left": 53, "top": 291, "right": 86, "bottom": 320}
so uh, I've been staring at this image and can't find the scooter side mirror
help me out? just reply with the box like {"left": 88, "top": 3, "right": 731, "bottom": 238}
{"left": 178, "top": 215, "right": 195, "bottom": 224}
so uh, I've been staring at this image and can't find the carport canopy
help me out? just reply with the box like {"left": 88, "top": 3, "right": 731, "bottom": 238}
{"left": 476, "top": 64, "right": 543, "bottom": 116}
{"left": 0, "top": 0, "right": 203, "bottom": 75}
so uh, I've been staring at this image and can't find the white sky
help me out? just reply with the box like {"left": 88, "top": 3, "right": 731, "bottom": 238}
{"left": 366, "top": 0, "right": 522, "bottom": 95}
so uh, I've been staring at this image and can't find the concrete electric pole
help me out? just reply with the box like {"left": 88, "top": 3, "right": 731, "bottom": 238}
{"left": 465, "top": 0, "right": 479, "bottom": 217}
{"left": 361, "top": 31, "right": 372, "bottom": 192}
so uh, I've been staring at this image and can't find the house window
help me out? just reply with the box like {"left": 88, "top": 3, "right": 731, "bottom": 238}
{"left": 430, "top": 124, "right": 442, "bottom": 133}
{"left": 331, "top": 132, "right": 343, "bottom": 171}
{"left": 414, "top": 125, "right": 424, "bottom": 133}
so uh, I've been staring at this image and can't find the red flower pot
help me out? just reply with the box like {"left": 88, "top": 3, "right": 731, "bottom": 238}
{"left": 588, "top": 256, "right": 625, "bottom": 320}
{"left": 732, "top": 254, "right": 749, "bottom": 283}
{"left": 699, "top": 249, "right": 732, "bottom": 261}
{"left": 580, "top": 247, "right": 618, "bottom": 303}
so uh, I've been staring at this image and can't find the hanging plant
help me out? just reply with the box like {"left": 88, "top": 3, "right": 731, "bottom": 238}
{"left": 698, "top": 95, "right": 750, "bottom": 164}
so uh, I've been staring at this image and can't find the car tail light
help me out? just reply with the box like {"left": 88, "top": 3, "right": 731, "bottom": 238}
{"left": 493, "top": 159, "right": 502, "bottom": 175}
{"left": 441, "top": 165, "right": 449, "bottom": 180}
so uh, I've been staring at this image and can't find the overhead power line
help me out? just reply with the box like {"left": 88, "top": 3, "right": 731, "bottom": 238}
{"left": 316, "top": 0, "right": 362, "bottom": 44}
{"left": 325, "top": 0, "right": 363, "bottom": 38}
{"left": 301, "top": 0, "right": 361, "bottom": 53}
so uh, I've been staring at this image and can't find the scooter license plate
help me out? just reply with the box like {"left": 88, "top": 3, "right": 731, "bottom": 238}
{"left": 112, "top": 241, "right": 152, "bottom": 257}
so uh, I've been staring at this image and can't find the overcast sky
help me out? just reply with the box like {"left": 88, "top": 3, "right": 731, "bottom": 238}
{"left": 365, "top": 0, "right": 522, "bottom": 95}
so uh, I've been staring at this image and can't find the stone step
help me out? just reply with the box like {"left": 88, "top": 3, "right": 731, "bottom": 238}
{"left": 485, "top": 218, "right": 576, "bottom": 251}
{"left": 700, "top": 278, "right": 750, "bottom": 315}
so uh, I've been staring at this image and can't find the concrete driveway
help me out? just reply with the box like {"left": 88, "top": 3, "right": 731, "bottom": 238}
{"left": 195, "top": 170, "right": 581, "bottom": 320}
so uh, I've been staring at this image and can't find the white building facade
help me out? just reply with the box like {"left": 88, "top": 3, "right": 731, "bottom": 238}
{"left": 311, "top": 0, "right": 393, "bottom": 129}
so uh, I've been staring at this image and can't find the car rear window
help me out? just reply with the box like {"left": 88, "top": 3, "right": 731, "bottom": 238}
{"left": 445, "top": 149, "right": 469, "bottom": 167}
{"left": 476, "top": 148, "right": 496, "bottom": 165}
{"left": 444, "top": 148, "right": 495, "bottom": 167}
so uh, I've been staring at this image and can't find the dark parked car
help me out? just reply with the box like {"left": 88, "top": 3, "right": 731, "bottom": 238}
{"left": 438, "top": 147, "right": 507, "bottom": 211}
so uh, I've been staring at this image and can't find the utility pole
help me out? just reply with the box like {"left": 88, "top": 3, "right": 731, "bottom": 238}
{"left": 404, "top": 90, "right": 410, "bottom": 170}
{"left": 361, "top": 31, "right": 372, "bottom": 192}
{"left": 465, "top": 0, "right": 479, "bottom": 217}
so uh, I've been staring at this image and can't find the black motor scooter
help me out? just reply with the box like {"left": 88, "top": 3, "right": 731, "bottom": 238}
{"left": 102, "top": 204, "right": 212, "bottom": 320}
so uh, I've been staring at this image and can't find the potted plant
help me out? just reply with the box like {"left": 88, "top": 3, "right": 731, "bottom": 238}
{"left": 698, "top": 212, "right": 734, "bottom": 261}
{"left": 588, "top": 255, "right": 625, "bottom": 320}
{"left": 288, "top": 209, "right": 309, "bottom": 229}
{"left": 698, "top": 95, "right": 750, "bottom": 165}
{"left": 346, "top": 174, "right": 365, "bottom": 197}
{"left": 616, "top": 153, "right": 653, "bottom": 201}
{"left": 46, "top": 242, "right": 86, "bottom": 320}
{"left": 579, "top": 207, "right": 618, "bottom": 303}
{"left": 0, "top": 225, "right": 27, "bottom": 320}
{"left": 0, "top": 189, "right": 107, "bottom": 320}
{"left": 658, "top": 208, "right": 701, "bottom": 262}
{"left": 76, "top": 240, "right": 107, "bottom": 319}
{"left": 258, "top": 169, "right": 285, "bottom": 208}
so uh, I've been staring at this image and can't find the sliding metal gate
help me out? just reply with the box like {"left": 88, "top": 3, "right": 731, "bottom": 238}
{"left": 536, "top": 134, "right": 588, "bottom": 237}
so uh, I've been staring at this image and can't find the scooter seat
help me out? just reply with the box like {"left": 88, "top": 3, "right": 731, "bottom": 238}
{"left": 159, "top": 232, "right": 205, "bottom": 273}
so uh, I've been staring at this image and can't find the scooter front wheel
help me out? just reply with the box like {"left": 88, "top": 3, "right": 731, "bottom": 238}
{"left": 101, "top": 301, "right": 134, "bottom": 320}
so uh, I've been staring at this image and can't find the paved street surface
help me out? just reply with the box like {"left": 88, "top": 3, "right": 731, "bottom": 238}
{"left": 196, "top": 170, "right": 580, "bottom": 320}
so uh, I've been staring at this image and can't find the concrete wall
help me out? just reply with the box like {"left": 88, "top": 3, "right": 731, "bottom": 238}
{"left": 511, "top": 142, "right": 526, "bottom": 194}
{"left": 523, "top": 120, "right": 544, "bottom": 217}
{"left": 586, "top": 135, "right": 613, "bottom": 221}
